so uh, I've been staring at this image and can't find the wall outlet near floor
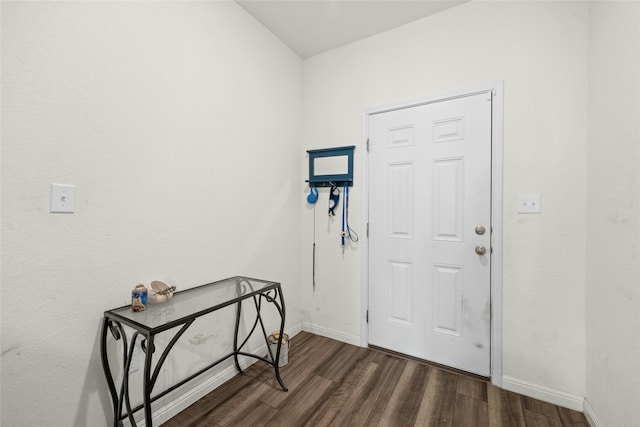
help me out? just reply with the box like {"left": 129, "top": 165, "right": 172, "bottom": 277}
{"left": 517, "top": 194, "right": 541, "bottom": 214}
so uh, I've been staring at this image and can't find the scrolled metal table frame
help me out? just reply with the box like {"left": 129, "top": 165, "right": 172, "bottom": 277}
{"left": 100, "top": 276, "right": 288, "bottom": 427}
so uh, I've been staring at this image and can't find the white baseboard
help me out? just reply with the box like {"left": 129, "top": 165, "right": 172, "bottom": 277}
{"left": 130, "top": 322, "right": 304, "bottom": 427}
{"left": 147, "top": 358, "right": 255, "bottom": 426}
{"left": 302, "top": 322, "right": 361, "bottom": 346}
{"left": 501, "top": 376, "right": 585, "bottom": 412}
{"left": 583, "top": 399, "right": 603, "bottom": 427}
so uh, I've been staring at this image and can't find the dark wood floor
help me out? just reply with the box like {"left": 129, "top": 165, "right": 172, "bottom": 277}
{"left": 163, "top": 332, "right": 588, "bottom": 427}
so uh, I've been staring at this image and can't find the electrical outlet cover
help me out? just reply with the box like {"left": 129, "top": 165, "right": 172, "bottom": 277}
{"left": 517, "top": 194, "right": 541, "bottom": 214}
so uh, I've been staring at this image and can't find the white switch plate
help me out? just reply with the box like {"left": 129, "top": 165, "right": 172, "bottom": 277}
{"left": 50, "top": 184, "right": 76, "bottom": 213}
{"left": 517, "top": 194, "right": 541, "bottom": 214}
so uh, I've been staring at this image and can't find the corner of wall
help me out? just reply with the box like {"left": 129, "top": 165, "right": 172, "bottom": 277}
{"left": 583, "top": 399, "right": 603, "bottom": 427}
{"left": 501, "top": 376, "right": 585, "bottom": 412}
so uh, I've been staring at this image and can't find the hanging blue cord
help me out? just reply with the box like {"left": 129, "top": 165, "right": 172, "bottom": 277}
{"left": 341, "top": 186, "right": 346, "bottom": 246}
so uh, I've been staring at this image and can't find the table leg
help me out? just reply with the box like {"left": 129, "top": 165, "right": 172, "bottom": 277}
{"left": 123, "top": 333, "right": 140, "bottom": 427}
{"left": 273, "top": 287, "right": 288, "bottom": 392}
{"left": 142, "top": 336, "right": 155, "bottom": 427}
{"left": 100, "top": 318, "right": 121, "bottom": 427}
{"left": 233, "top": 300, "right": 243, "bottom": 373}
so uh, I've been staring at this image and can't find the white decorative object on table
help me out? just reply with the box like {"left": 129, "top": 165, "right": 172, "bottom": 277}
{"left": 147, "top": 281, "right": 175, "bottom": 304}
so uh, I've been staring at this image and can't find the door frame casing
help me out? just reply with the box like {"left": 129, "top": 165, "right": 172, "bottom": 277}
{"left": 360, "top": 82, "right": 503, "bottom": 386}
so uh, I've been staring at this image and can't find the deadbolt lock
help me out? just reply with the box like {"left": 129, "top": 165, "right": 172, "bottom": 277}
{"left": 475, "top": 225, "right": 486, "bottom": 235}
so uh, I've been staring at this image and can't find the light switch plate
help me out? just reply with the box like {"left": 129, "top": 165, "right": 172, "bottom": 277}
{"left": 50, "top": 184, "right": 76, "bottom": 213}
{"left": 517, "top": 194, "right": 541, "bottom": 214}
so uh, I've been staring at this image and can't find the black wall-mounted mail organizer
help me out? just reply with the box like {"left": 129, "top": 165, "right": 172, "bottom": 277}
{"left": 306, "top": 146, "right": 355, "bottom": 188}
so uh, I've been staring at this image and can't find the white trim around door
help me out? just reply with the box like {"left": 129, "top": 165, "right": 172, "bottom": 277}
{"left": 360, "top": 82, "right": 503, "bottom": 387}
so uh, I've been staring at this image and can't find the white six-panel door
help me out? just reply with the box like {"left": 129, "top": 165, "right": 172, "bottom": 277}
{"left": 368, "top": 92, "right": 492, "bottom": 376}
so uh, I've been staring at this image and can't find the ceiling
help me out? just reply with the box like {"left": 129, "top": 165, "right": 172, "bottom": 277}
{"left": 236, "top": 1, "right": 467, "bottom": 59}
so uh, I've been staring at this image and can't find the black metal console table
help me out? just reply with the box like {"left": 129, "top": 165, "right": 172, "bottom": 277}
{"left": 100, "top": 276, "right": 287, "bottom": 427}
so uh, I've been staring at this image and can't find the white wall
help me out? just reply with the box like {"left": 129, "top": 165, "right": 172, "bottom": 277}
{"left": 302, "top": 1, "right": 588, "bottom": 402}
{"left": 1, "top": 2, "right": 302, "bottom": 426}
{"left": 586, "top": 2, "right": 640, "bottom": 426}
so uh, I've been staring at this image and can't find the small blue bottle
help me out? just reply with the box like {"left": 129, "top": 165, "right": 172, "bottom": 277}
{"left": 131, "top": 284, "right": 148, "bottom": 312}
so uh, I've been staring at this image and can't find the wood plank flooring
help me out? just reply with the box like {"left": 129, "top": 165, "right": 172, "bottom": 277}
{"left": 163, "top": 332, "right": 588, "bottom": 427}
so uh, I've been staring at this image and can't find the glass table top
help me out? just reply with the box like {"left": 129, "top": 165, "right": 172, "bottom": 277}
{"left": 105, "top": 276, "right": 279, "bottom": 332}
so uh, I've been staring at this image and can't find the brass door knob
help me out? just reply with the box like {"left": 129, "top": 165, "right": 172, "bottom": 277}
{"left": 475, "top": 245, "right": 487, "bottom": 255}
